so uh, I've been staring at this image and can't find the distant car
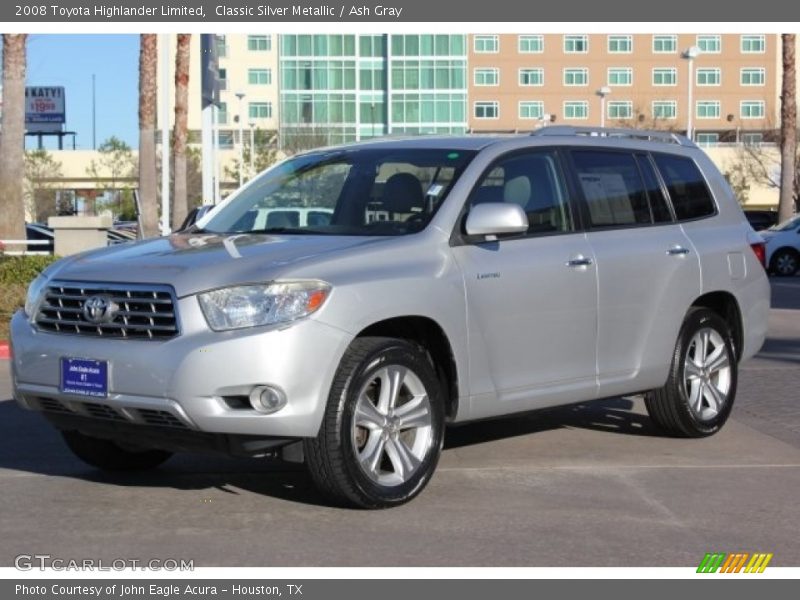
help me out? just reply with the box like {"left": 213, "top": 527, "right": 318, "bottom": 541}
{"left": 762, "top": 214, "right": 800, "bottom": 276}
{"left": 744, "top": 210, "right": 778, "bottom": 231}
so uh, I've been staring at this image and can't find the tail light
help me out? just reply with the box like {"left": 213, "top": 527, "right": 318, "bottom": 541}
{"left": 750, "top": 241, "right": 766, "bottom": 269}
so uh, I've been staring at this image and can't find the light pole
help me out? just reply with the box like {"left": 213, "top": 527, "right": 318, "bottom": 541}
{"left": 235, "top": 91, "right": 246, "bottom": 187}
{"left": 249, "top": 122, "right": 256, "bottom": 179}
{"left": 596, "top": 86, "right": 611, "bottom": 128}
{"left": 682, "top": 46, "right": 701, "bottom": 142}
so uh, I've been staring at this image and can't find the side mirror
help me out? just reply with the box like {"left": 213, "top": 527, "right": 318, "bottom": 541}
{"left": 465, "top": 203, "right": 529, "bottom": 237}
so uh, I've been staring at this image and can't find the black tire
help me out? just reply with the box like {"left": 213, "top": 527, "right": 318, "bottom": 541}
{"left": 769, "top": 248, "right": 799, "bottom": 277}
{"left": 645, "top": 308, "right": 738, "bottom": 438}
{"left": 304, "top": 337, "right": 445, "bottom": 508}
{"left": 62, "top": 430, "right": 172, "bottom": 471}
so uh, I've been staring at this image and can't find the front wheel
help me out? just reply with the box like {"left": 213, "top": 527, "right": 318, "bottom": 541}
{"left": 645, "top": 308, "right": 737, "bottom": 437}
{"left": 304, "top": 337, "right": 445, "bottom": 508}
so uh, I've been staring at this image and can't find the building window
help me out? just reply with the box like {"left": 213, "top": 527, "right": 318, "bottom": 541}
{"left": 607, "top": 101, "right": 633, "bottom": 119}
{"left": 247, "top": 35, "right": 271, "bottom": 51}
{"left": 564, "top": 101, "right": 588, "bottom": 119}
{"left": 607, "top": 67, "right": 632, "bottom": 86}
{"left": 697, "top": 35, "right": 721, "bottom": 53}
{"left": 564, "top": 68, "right": 589, "bottom": 86}
{"left": 608, "top": 35, "right": 632, "bottom": 53}
{"left": 474, "top": 68, "right": 499, "bottom": 86}
{"left": 696, "top": 68, "right": 721, "bottom": 86}
{"left": 474, "top": 101, "right": 499, "bottom": 119}
{"left": 518, "top": 35, "right": 543, "bottom": 53}
{"left": 653, "top": 35, "right": 677, "bottom": 53}
{"left": 696, "top": 100, "right": 721, "bottom": 119}
{"left": 740, "top": 100, "right": 765, "bottom": 119}
{"left": 741, "top": 35, "right": 765, "bottom": 53}
{"left": 742, "top": 132, "right": 764, "bottom": 145}
{"left": 519, "top": 101, "right": 545, "bottom": 119}
{"left": 741, "top": 68, "right": 766, "bottom": 86}
{"left": 564, "top": 35, "right": 588, "bottom": 53}
{"left": 519, "top": 68, "right": 544, "bottom": 86}
{"left": 216, "top": 35, "right": 227, "bottom": 58}
{"left": 218, "top": 67, "right": 228, "bottom": 90}
{"left": 216, "top": 101, "right": 228, "bottom": 125}
{"left": 474, "top": 35, "right": 499, "bottom": 53}
{"left": 248, "top": 68, "right": 272, "bottom": 85}
{"left": 696, "top": 133, "right": 720, "bottom": 146}
{"left": 652, "top": 100, "right": 677, "bottom": 119}
{"left": 249, "top": 102, "right": 273, "bottom": 119}
{"left": 652, "top": 68, "right": 677, "bottom": 86}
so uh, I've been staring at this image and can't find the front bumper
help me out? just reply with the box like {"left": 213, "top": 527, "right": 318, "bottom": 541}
{"left": 10, "top": 299, "right": 353, "bottom": 439}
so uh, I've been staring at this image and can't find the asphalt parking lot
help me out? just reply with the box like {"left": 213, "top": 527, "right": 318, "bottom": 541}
{"left": 1, "top": 278, "right": 798, "bottom": 567}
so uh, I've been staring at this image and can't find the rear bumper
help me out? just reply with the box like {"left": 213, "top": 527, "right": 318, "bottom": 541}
{"left": 10, "top": 302, "right": 353, "bottom": 439}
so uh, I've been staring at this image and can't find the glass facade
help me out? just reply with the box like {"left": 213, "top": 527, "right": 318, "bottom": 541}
{"left": 280, "top": 34, "right": 467, "bottom": 147}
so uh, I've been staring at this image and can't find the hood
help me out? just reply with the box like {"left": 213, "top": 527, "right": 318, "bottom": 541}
{"left": 47, "top": 233, "right": 387, "bottom": 297}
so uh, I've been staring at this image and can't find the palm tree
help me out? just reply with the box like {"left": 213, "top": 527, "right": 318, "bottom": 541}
{"left": 0, "top": 34, "right": 28, "bottom": 244}
{"left": 138, "top": 34, "right": 159, "bottom": 237}
{"left": 171, "top": 34, "right": 191, "bottom": 230}
{"left": 779, "top": 34, "right": 797, "bottom": 223}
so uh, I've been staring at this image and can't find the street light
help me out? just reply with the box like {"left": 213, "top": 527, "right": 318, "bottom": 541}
{"left": 596, "top": 86, "right": 611, "bottom": 128}
{"left": 249, "top": 122, "right": 256, "bottom": 179}
{"left": 235, "top": 91, "right": 246, "bottom": 188}
{"left": 682, "top": 46, "right": 701, "bottom": 142}
{"left": 538, "top": 113, "right": 552, "bottom": 129}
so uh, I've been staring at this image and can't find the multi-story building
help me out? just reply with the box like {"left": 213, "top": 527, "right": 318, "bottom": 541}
{"left": 157, "top": 33, "right": 279, "bottom": 147}
{"left": 279, "top": 34, "right": 468, "bottom": 146}
{"left": 468, "top": 33, "right": 780, "bottom": 144}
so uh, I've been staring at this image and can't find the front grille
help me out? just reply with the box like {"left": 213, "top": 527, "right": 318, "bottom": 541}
{"left": 35, "top": 282, "right": 178, "bottom": 340}
{"left": 82, "top": 402, "right": 126, "bottom": 421}
{"left": 136, "top": 409, "right": 189, "bottom": 429}
{"left": 37, "top": 397, "right": 70, "bottom": 414}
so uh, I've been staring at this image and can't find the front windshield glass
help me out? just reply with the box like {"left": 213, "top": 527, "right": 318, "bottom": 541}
{"left": 770, "top": 214, "right": 800, "bottom": 232}
{"left": 202, "top": 148, "right": 476, "bottom": 236}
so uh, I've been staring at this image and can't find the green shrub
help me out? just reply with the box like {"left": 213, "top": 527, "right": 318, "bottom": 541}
{"left": 0, "top": 255, "right": 59, "bottom": 340}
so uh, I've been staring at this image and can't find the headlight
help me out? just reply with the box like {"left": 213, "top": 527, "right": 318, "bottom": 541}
{"left": 198, "top": 281, "right": 331, "bottom": 331}
{"left": 24, "top": 274, "right": 49, "bottom": 318}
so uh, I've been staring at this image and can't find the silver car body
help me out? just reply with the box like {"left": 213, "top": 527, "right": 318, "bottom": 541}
{"left": 10, "top": 131, "right": 770, "bottom": 446}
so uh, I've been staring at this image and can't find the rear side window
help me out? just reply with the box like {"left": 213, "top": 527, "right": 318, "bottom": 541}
{"left": 571, "top": 150, "right": 652, "bottom": 227}
{"left": 653, "top": 154, "right": 716, "bottom": 220}
{"left": 636, "top": 155, "right": 673, "bottom": 223}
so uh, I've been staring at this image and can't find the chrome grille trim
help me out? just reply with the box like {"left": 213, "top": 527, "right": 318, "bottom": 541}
{"left": 34, "top": 281, "right": 180, "bottom": 340}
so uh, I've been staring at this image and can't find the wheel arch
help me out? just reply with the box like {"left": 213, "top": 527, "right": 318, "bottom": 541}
{"left": 690, "top": 291, "right": 744, "bottom": 362}
{"left": 355, "top": 316, "right": 460, "bottom": 422}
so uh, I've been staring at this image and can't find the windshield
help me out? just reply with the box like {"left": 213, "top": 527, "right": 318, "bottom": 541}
{"left": 769, "top": 214, "right": 800, "bottom": 232}
{"left": 201, "top": 147, "right": 476, "bottom": 236}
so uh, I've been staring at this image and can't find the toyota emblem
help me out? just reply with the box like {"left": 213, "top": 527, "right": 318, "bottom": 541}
{"left": 82, "top": 295, "right": 118, "bottom": 324}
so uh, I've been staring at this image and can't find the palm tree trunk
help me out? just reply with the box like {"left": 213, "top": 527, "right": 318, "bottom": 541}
{"left": 138, "top": 34, "right": 159, "bottom": 238}
{"left": 779, "top": 34, "right": 797, "bottom": 223}
{"left": 171, "top": 34, "right": 191, "bottom": 230}
{"left": 0, "top": 34, "right": 28, "bottom": 244}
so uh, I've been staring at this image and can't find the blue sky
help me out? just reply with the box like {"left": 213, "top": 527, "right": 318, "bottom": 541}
{"left": 26, "top": 34, "right": 139, "bottom": 150}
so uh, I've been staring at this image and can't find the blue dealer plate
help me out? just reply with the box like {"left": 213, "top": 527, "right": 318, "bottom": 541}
{"left": 60, "top": 358, "right": 108, "bottom": 398}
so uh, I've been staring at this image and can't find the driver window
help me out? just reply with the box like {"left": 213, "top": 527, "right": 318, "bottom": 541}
{"left": 469, "top": 151, "right": 573, "bottom": 234}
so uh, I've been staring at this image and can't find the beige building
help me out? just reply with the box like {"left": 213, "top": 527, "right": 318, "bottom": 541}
{"left": 156, "top": 33, "right": 279, "bottom": 144}
{"left": 468, "top": 33, "right": 780, "bottom": 144}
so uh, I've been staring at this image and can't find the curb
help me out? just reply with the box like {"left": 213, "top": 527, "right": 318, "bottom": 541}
{"left": 0, "top": 342, "right": 10, "bottom": 360}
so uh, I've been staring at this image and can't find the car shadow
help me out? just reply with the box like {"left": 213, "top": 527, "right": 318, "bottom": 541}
{"left": 0, "top": 394, "right": 659, "bottom": 507}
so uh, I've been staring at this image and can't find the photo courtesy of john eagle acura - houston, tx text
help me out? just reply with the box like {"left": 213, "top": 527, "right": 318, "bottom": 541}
{"left": 10, "top": 127, "right": 770, "bottom": 508}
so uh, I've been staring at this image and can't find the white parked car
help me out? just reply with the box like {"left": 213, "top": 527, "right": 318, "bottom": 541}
{"left": 762, "top": 214, "right": 800, "bottom": 276}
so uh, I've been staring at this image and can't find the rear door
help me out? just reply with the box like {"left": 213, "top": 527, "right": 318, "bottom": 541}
{"left": 568, "top": 149, "right": 702, "bottom": 397}
{"left": 451, "top": 149, "right": 598, "bottom": 418}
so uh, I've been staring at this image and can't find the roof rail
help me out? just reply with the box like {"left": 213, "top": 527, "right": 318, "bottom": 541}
{"left": 530, "top": 126, "right": 697, "bottom": 148}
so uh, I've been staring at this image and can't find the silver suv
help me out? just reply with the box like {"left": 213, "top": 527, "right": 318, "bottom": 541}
{"left": 11, "top": 127, "right": 770, "bottom": 508}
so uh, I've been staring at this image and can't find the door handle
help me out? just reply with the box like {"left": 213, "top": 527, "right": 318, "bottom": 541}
{"left": 666, "top": 246, "right": 690, "bottom": 256}
{"left": 566, "top": 256, "right": 593, "bottom": 267}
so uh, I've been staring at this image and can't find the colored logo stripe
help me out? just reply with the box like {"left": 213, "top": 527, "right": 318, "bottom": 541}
{"left": 697, "top": 552, "right": 773, "bottom": 573}
{"left": 697, "top": 553, "right": 726, "bottom": 573}
{"left": 745, "top": 553, "right": 773, "bottom": 573}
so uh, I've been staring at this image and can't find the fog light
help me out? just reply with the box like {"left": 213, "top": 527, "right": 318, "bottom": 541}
{"left": 249, "top": 385, "right": 287, "bottom": 414}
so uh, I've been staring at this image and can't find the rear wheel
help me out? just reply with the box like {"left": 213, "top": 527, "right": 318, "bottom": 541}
{"left": 62, "top": 430, "right": 172, "bottom": 471}
{"left": 770, "top": 248, "right": 799, "bottom": 277}
{"left": 645, "top": 308, "right": 737, "bottom": 437}
{"left": 304, "top": 337, "right": 445, "bottom": 508}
